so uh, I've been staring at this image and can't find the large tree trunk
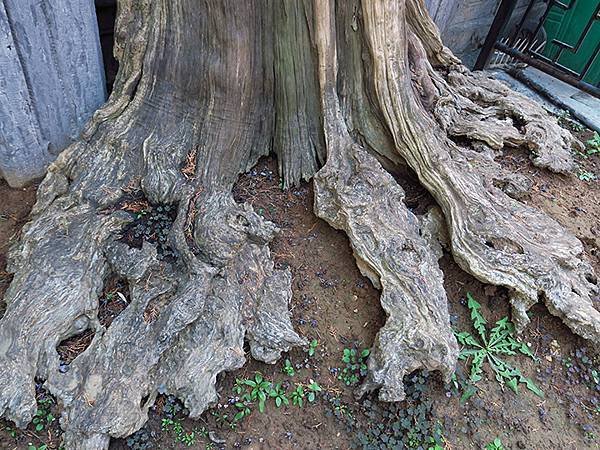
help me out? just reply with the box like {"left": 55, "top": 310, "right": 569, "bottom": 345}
{"left": 1, "top": 0, "right": 598, "bottom": 448}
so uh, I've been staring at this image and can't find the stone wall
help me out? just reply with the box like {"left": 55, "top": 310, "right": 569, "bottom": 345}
{"left": 0, "top": 0, "right": 105, "bottom": 188}
{"left": 427, "top": 0, "right": 542, "bottom": 62}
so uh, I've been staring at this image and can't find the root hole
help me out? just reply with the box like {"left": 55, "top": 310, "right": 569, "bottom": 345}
{"left": 584, "top": 273, "right": 597, "bottom": 285}
{"left": 57, "top": 329, "right": 95, "bottom": 368}
{"left": 99, "top": 276, "right": 130, "bottom": 328}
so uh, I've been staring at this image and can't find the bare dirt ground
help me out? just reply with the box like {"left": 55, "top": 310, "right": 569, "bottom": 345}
{"left": 1, "top": 121, "right": 598, "bottom": 450}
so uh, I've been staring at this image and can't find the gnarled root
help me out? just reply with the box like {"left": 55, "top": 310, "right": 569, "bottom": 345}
{"left": 314, "top": 142, "right": 457, "bottom": 401}
{"left": 360, "top": 0, "right": 599, "bottom": 344}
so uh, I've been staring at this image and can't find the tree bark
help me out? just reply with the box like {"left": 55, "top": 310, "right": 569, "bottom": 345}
{"left": 0, "top": 0, "right": 598, "bottom": 448}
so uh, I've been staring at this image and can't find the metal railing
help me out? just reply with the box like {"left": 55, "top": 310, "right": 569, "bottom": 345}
{"left": 474, "top": 0, "right": 600, "bottom": 98}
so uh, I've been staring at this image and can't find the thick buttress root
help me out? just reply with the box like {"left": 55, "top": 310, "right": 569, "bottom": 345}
{"left": 1, "top": 0, "right": 599, "bottom": 447}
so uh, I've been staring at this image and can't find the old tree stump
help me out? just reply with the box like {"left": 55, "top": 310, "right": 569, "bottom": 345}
{"left": 0, "top": 1, "right": 598, "bottom": 448}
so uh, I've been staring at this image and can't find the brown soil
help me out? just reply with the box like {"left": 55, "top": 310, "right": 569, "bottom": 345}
{"left": 1, "top": 126, "right": 599, "bottom": 450}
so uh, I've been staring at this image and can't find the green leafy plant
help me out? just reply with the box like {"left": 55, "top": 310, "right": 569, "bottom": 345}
{"left": 233, "top": 401, "right": 252, "bottom": 423}
{"left": 282, "top": 359, "right": 295, "bottom": 376}
{"left": 32, "top": 397, "right": 55, "bottom": 432}
{"left": 306, "top": 339, "right": 318, "bottom": 357}
{"left": 454, "top": 293, "right": 543, "bottom": 401}
{"left": 485, "top": 437, "right": 505, "bottom": 450}
{"left": 587, "top": 132, "right": 600, "bottom": 155}
{"left": 557, "top": 110, "right": 584, "bottom": 132}
{"left": 290, "top": 385, "right": 306, "bottom": 407}
{"left": 27, "top": 445, "right": 47, "bottom": 450}
{"left": 339, "top": 347, "right": 370, "bottom": 386}
{"left": 242, "top": 372, "right": 271, "bottom": 413}
{"left": 161, "top": 418, "right": 199, "bottom": 447}
{"left": 3, "top": 424, "right": 17, "bottom": 438}
{"left": 306, "top": 380, "right": 322, "bottom": 402}
{"left": 268, "top": 382, "right": 289, "bottom": 408}
{"left": 578, "top": 170, "right": 597, "bottom": 181}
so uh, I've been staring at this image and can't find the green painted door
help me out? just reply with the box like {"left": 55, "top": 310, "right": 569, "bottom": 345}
{"left": 543, "top": 0, "right": 600, "bottom": 85}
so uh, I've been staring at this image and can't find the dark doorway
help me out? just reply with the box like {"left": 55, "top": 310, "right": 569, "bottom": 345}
{"left": 95, "top": 0, "right": 118, "bottom": 94}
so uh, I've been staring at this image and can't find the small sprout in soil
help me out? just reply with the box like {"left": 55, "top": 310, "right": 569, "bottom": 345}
{"left": 453, "top": 293, "right": 543, "bottom": 401}
{"left": 268, "top": 382, "right": 289, "bottom": 408}
{"left": 339, "top": 347, "right": 370, "bottom": 386}
{"left": 211, "top": 410, "right": 236, "bottom": 430}
{"left": 485, "top": 437, "right": 505, "bottom": 450}
{"left": 3, "top": 424, "right": 17, "bottom": 438}
{"left": 161, "top": 418, "right": 202, "bottom": 447}
{"left": 307, "top": 380, "right": 322, "bottom": 402}
{"left": 27, "top": 445, "right": 47, "bottom": 450}
{"left": 233, "top": 401, "right": 251, "bottom": 423}
{"left": 282, "top": 358, "right": 295, "bottom": 376}
{"left": 290, "top": 385, "right": 306, "bottom": 407}
{"left": 306, "top": 339, "right": 318, "bottom": 357}
{"left": 578, "top": 170, "right": 597, "bottom": 182}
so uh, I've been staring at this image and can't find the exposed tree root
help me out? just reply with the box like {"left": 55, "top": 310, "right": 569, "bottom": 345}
{"left": 313, "top": 1, "right": 456, "bottom": 401}
{"left": 357, "top": 0, "right": 599, "bottom": 345}
{"left": 0, "top": 0, "right": 598, "bottom": 447}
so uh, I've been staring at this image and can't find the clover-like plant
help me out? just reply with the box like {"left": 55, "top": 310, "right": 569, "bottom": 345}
{"left": 454, "top": 293, "right": 543, "bottom": 400}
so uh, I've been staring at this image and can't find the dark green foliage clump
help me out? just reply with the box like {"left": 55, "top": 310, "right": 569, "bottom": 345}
{"left": 121, "top": 203, "right": 178, "bottom": 260}
{"left": 564, "top": 347, "right": 600, "bottom": 393}
{"left": 325, "top": 372, "right": 444, "bottom": 449}
{"left": 163, "top": 395, "right": 186, "bottom": 419}
{"left": 126, "top": 428, "right": 155, "bottom": 450}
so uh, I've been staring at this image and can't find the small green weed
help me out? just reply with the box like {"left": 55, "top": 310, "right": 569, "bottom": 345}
{"left": 282, "top": 358, "right": 295, "bottom": 376}
{"left": 268, "top": 382, "right": 289, "bottom": 408}
{"left": 485, "top": 437, "right": 505, "bottom": 450}
{"left": 453, "top": 293, "right": 543, "bottom": 401}
{"left": 306, "top": 339, "right": 318, "bottom": 357}
{"left": 233, "top": 401, "right": 252, "bottom": 423}
{"left": 27, "top": 445, "right": 48, "bottom": 450}
{"left": 2, "top": 424, "right": 17, "bottom": 438}
{"left": 32, "top": 397, "right": 55, "bottom": 432}
{"left": 578, "top": 170, "right": 597, "bottom": 181}
{"left": 306, "top": 380, "right": 322, "bottom": 402}
{"left": 161, "top": 418, "right": 202, "bottom": 447}
{"left": 339, "top": 347, "right": 370, "bottom": 386}
{"left": 290, "top": 385, "right": 306, "bottom": 407}
{"left": 586, "top": 132, "right": 600, "bottom": 156}
{"left": 241, "top": 372, "right": 270, "bottom": 413}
